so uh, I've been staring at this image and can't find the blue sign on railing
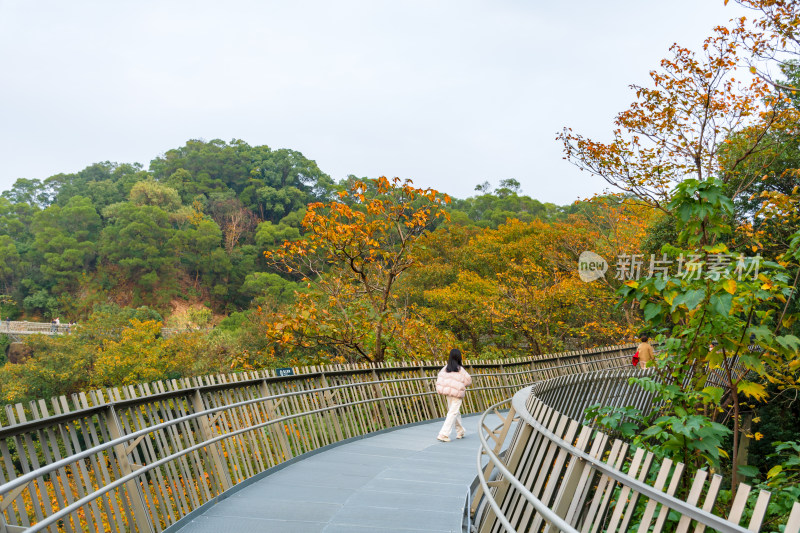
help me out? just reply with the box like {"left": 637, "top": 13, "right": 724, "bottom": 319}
{"left": 276, "top": 367, "right": 295, "bottom": 377}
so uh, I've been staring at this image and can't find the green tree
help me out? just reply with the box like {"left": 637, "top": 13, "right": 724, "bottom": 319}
{"left": 129, "top": 178, "right": 182, "bottom": 211}
{"left": 150, "top": 139, "right": 251, "bottom": 197}
{"left": 29, "top": 196, "right": 101, "bottom": 294}
{"left": 0, "top": 237, "right": 20, "bottom": 296}
{"left": 0, "top": 197, "right": 36, "bottom": 243}
{"left": 1, "top": 178, "right": 51, "bottom": 208}
{"left": 255, "top": 220, "right": 301, "bottom": 250}
{"left": 170, "top": 218, "right": 223, "bottom": 288}
{"left": 47, "top": 162, "right": 148, "bottom": 210}
{"left": 246, "top": 147, "right": 334, "bottom": 211}
{"left": 99, "top": 202, "right": 177, "bottom": 297}
{"left": 240, "top": 272, "right": 300, "bottom": 306}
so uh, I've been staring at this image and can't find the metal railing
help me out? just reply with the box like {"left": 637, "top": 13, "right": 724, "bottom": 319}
{"left": 472, "top": 369, "right": 800, "bottom": 533}
{"left": 0, "top": 321, "right": 73, "bottom": 337}
{"left": 0, "top": 345, "right": 633, "bottom": 532}
{"left": 0, "top": 321, "right": 193, "bottom": 339}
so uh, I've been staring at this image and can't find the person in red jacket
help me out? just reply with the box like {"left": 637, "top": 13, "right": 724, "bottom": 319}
{"left": 435, "top": 348, "right": 472, "bottom": 442}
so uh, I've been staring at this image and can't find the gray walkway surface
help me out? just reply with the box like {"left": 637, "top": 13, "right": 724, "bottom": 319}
{"left": 175, "top": 413, "right": 502, "bottom": 533}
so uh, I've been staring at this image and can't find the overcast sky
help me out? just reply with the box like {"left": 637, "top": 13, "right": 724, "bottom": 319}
{"left": 0, "top": 0, "right": 750, "bottom": 205}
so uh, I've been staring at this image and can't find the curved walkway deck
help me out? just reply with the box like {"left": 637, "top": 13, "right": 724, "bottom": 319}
{"left": 174, "top": 413, "right": 504, "bottom": 533}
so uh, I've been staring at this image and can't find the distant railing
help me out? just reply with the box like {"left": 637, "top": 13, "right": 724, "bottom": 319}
{"left": 0, "top": 321, "right": 207, "bottom": 339}
{"left": 472, "top": 369, "right": 800, "bottom": 533}
{"left": 0, "top": 321, "right": 73, "bottom": 336}
{"left": 0, "top": 345, "right": 634, "bottom": 532}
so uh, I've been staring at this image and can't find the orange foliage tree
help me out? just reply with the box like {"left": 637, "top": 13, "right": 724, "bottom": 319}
{"left": 557, "top": 0, "right": 800, "bottom": 494}
{"left": 734, "top": 0, "right": 799, "bottom": 90}
{"left": 403, "top": 199, "right": 651, "bottom": 356}
{"left": 264, "top": 177, "right": 451, "bottom": 363}
{"left": 559, "top": 23, "right": 796, "bottom": 212}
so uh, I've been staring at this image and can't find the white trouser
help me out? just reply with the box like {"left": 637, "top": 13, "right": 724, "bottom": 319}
{"left": 439, "top": 396, "right": 464, "bottom": 437}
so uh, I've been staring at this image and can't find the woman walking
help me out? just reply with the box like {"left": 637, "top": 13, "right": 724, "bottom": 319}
{"left": 435, "top": 348, "right": 472, "bottom": 442}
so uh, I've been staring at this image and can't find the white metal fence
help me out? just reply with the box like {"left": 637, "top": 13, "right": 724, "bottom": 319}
{"left": 0, "top": 345, "right": 634, "bottom": 532}
{"left": 472, "top": 368, "right": 800, "bottom": 533}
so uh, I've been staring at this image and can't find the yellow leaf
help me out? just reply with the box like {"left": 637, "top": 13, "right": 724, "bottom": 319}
{"left": 738, "top": 381, "right": 768, "bottom": 402}
{"left": 749, "top": 66, "right": 756, "bottom": 74}
{"left": 724, "top": 279, "right": 737, "bottom": 295}
{"left": 767, "top": 465, "right": 782, "bottom": 478}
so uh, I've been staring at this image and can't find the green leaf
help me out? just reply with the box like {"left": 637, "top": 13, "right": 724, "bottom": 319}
{"left": 749, "top": 325, "right": 771, "bottom": 341}
{"left": 701, "top": 386, "right": 724, "bottom": 404}
{"left": 740, "top": 353, "right": 766, "bottom": 375}
{"left": 776, "top": 335, "right": 800, "bottom": 352}
{"left": 673, "top": 416, "right": 704, "bottom": 438}
{"left": 683, "top": 289, "right": 705, "bottom": 310}
{"left": 641, "top": 425, "right": 662, "bottom": 437}
{"left": 708, "top": 422, "right": 732, "bottom": 436}
{"left": 737, "top": 465, "right": 759, "bottom": 478}
{"left": 710, "top": 292, "right": 733, "bottom": 316}
{"left": 644, "top": 303, "right": 662, "bottom": 321}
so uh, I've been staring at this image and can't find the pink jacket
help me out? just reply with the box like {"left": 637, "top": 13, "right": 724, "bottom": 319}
{"left": 435, "top": 366, "right": 472, "bottom": 399}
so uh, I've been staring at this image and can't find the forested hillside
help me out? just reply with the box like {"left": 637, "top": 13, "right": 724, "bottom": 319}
{"left": 0, "top": 139, "right": 564, "bottom": 319}
{"left": 1, "top": 139, "right": 646, "bottom": 401}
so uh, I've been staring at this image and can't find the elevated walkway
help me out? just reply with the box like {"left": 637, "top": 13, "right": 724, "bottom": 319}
{"left": 0, "top": 320, "right": 186, "bottom": 341}
{"left": 0, "top": 345, "right": 633, "bottom": 533}
{"left": 0, "top": 321, "right": 71, "bottom": 341}
{"left": 174, "top": 414, "right": 505, "bottom": 533}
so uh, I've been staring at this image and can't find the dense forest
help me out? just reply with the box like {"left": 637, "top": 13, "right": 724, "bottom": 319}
{"left": 0, "top": 138, "right": 651, "bottom": 401}
{"left": 0, "top": 140, "right": 568, "bottom": 319}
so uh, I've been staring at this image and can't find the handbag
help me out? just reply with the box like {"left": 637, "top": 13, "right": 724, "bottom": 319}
{"left": 632, "top": 350, "right": 640, "bottom": 367}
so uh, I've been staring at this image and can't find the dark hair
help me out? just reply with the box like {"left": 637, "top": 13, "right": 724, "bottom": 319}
{"left": 640, "top": 334, "right": 649, "bottom": 342}
{"left": 445, "top": 348, "right": 463, "bottom": 372}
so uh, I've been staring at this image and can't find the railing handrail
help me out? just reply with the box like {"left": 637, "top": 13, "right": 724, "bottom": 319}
{"left": 17, "top": 386, "right": 458, "bottom": 533}
{"left": 0, "top": 354, "right": 631, "bottom": 497}
{"left": 0, "top": 348, "right": 633, "bottom": 437}
{"left": 0, "top": 346, "right": 630, "bottom": 532}
{"left": 472, "top": 368, "right": 798, "bottom": 533}
{"left": 476, "top": 396, "right": 578, "bottom": 533}
{"left": 510, "top": 380, "right": 752, "bottom": 533}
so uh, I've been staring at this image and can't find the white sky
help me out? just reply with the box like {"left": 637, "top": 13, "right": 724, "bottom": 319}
{"left": 0, "top": 0, "right": 751, "bottom": 205}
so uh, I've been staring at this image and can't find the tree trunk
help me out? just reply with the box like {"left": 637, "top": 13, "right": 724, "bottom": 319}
{"left": 731, "top": 392, "right": 741, "bottom": 495}
{"left": 732, "top": 411, "right": 753, "bottom": 491}
{"left": 373, "top": 321, "right": 385, "bottom": 362}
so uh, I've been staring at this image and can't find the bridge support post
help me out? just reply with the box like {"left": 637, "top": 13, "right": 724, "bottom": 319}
{"left": 545, "top": 427, "right": 593, "bottom": 532}
{"left": 259, "top": 381, "right": 294, "bottom": 462}
{"left": 419, "top": 366, "right": 438, "bottom": 420}
{"left": 499, "top": 364, "right": 511, "bottom": 393}
{"left": 189, "top": 391, "right": 233, "bottom": 493}
{"left": 471, "top": 405, "right": 520, "bottom": 519}
{"left": 102, "top": 406, "right": 155, "bottom": 533}
{"left": 318, "top": 374, "right": 344, "bottom": 442}
{"left": 371, "top": 370, "right": 392, "bottom": 428}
